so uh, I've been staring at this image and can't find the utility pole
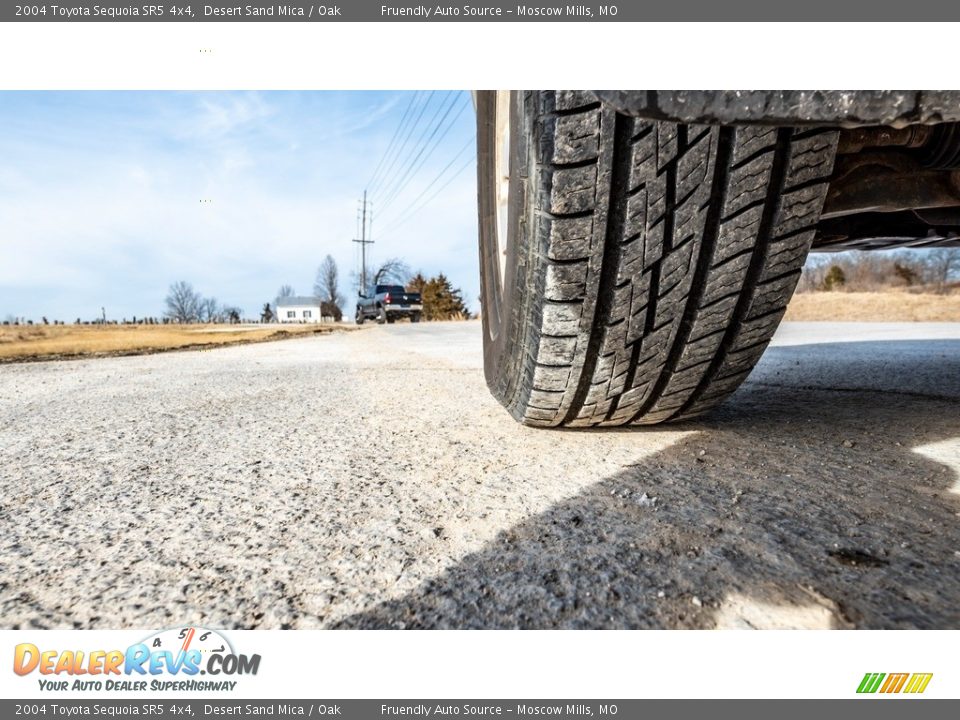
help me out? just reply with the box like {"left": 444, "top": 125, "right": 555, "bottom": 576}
{"left": 352, "top": 190, "right": 374, "bottom": 293}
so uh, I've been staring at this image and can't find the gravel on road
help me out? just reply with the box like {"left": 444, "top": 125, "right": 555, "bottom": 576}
{"left": 1, "top": 321, "right": 958, "bottom": 629}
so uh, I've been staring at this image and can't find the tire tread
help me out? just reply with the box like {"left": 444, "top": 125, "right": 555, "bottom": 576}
{"left": 493, "top": 92, "right": 837, "bottom": 427}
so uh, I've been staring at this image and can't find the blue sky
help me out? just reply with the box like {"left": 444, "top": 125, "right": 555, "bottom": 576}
{"left": 0, "top": 91, "right": 478, "bottom": 322}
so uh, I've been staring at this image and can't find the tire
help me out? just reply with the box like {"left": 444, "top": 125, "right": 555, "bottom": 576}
{"left": 411, "top": 313, "right": 421, "bottom": 323}
{"left": 355, "top": 307, "right": 365, "bottom": 325}
{"left": 377, "top": 307, "right": 387, "bottom": 325}
{"left": 477, "top": 91, "right": 838, "bottom": 427}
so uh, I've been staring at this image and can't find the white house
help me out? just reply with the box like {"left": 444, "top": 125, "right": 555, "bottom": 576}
{"left": 275, "top": 296, "right": 329, "bottom": 324}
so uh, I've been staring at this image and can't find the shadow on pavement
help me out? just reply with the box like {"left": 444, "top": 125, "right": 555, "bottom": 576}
{"left": 334, "top": 340, "right": 960, "bottom": 629}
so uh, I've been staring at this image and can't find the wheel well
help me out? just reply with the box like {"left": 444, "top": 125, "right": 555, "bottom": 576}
{"left": 815, "top": 123, "right": 960, "bottom": 250}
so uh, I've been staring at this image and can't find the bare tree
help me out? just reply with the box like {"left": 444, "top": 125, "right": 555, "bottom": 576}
{"left": 372, "top": 258, "right": 411, "bottom": 287}
{"left": 925, "top": 248, "right": 960, "bottom": 293}
{"left": 164, "top": 281, "right": 202, "bottom": 323}
{"left": 199, "top": 296, "right": 222, "bottom": 323}
{"left": 314, "top": 255, "right": 345, "bottom": 311}
{"left": 277, "top": 284, "right": 295, "bottom": 299}
{"left": 351, "top": 258, "right": 411, "bottom": 294}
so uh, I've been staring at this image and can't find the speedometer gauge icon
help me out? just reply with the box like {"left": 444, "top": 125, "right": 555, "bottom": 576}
{"left": 141, "top": 627, "right": 234, "bottom": 657}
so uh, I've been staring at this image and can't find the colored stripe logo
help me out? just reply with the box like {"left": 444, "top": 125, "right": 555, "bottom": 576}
{"left": 857, "top": 672, "right": 933, "bottom": 694}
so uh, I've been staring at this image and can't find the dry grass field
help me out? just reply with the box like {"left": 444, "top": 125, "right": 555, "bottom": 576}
{"left": 3, "top": 292, "right": 956, "bottom": 363}
{"left": 0, "top": 323, "right": 346, "bottom": 362}
{"left": 785, "top": 290, "right": 960, "bottom": 322}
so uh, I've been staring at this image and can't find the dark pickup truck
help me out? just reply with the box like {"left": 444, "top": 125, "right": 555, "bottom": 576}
{"left": 356, "top": 284, "right": 423, "bottom": 324}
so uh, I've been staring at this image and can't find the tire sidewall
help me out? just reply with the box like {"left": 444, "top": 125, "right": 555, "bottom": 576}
{"left": 477, "top": 90, "right": 541, "bottom": 418}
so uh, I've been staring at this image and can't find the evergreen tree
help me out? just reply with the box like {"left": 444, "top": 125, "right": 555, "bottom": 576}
{"left": 822, "top": 265, "right": 846, "bottom": 291}
{"left": 419, "top": 273, "right": 470, "bottom": 320}
{"left": 406, "top": 272, "right": 428, "bottom": 296}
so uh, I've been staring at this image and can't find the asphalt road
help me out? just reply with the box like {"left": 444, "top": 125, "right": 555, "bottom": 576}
{"left": 1, "top": 321, "right": 958, "bottom": 629}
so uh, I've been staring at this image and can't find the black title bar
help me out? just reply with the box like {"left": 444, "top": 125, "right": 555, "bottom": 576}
{"left": 2, "top": 1, "right": 955, "bottom": 21}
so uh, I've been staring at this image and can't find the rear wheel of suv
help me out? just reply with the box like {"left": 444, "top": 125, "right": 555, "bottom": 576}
{"left": 476, "top": 91, "right": 838, "bottom": 427}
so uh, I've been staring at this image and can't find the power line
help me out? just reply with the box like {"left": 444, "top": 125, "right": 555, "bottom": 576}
{"left": 373, "top": 91, "right": 456, "bottom": 208}
{"left": 368, "top": 91, "right": 435, "bottom": 198}
{"left": 377, "top": 93, "right": 470, "bottom": 215}
{"left": 375, "top": 152, "right": 475, "bottom": 239}
{"left": 368, "top": 91, "right": 430, "bottom": 197}
{"left": 365, "top": 91, "right": 419, "bottom": 194}
{"left": 356, "top": 91, "right": 474, "bottom": 280}
{"left": 375, "top": 135, "right": 474, "bottom": 232}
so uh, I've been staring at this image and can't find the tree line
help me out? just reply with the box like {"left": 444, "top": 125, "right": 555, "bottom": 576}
{"left": 4, "top": 254, "right": 472, "bottom": 326}
{"left": 164, "top": 281, "right": 243, "bottom": 323}
{"left": 266, "top": 255, "right": 472, "bottom": 323}
{"left": 797, "top": 248, "right": 960, "bottom": 294}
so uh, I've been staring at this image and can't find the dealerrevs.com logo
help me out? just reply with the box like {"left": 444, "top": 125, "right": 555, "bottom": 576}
{"left": 857, "top": 673, "right": 933, "bottom": 695}
{"left": 13, "top": 627, "right": 260, "bottom": 693}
